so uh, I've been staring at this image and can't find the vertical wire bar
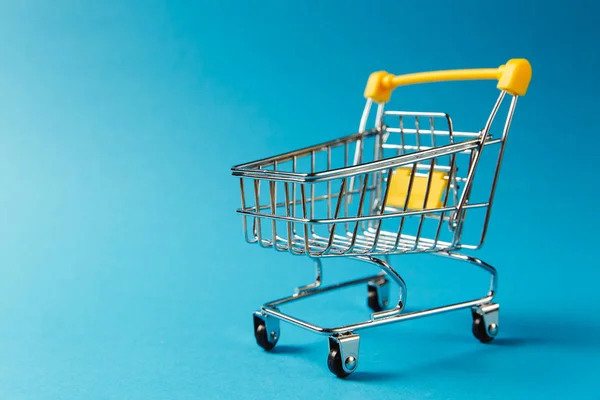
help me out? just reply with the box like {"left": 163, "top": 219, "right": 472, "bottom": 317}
{"left": 375, "top": 103, "right": 385, "bottom": 129}
{"left": 450, "top": 149, "right": 471, "bottom": 247}
{"left": 292, "top": 155, "right": 297, "bottom": 236}
{"left": 370, "top": 104, "right": 385, "bottom": 233}
{"left": 445, "top": 113, "right": 455, "bottom": 144}
{"left": 430, "top": 116, "right": 436, "bottom": 148}
{"left": 273, "top": 161, "right": 278, "bottom": 246}
{"left": 270, "top": 180, "right": 278, "bottom": 250}
{"left": 321, "top": 178, "right": 347, "bottom": 255}
{"left": 399, "top": 116, "right": 406, "bottom": 155}
{"left": 429, "top": 116, "right": 438, "bottom": 249}
{"left": 415, "top": 116, "right": 421, "bottom": 151}
{"left": 478, "top": 95, "right": 518, "bottom": 247}
{"left": 376, "top": 128, "right": 386, "bottom": 226}
{"left": 413, "top": 158, "right": 437, "bottom": 251}
{"left": 370, "top": 130, "right": 380, "bottom": 232}
{"left": 239, "top": 178, "right": 254, "bottom": 243}
{"left": 392, "top": 163, "right": 418, "bottom": 252}
{"left": 453, "top": 155, "right": 475, "bottom": 245}
{"left": 327, "top": 146, "right": 332, "bottom": 221}
{"left": 433, "top": 151, "right": 457, "bottom": 249}
{"left": 300, "top": 184, "right": 310, "bottom": 254}
{"left": 452, "top": 160, "right": 460, "bottom": 206}
{"left": 253, "top": 179, "right": 263, "bottom": 246}
{"left": 359, "top": 98, "right": 373, "bottom": 132}
{"left": 357, "top": 136, "right": 365, "bottom": 233}
{"left": 364, "top": 137, "right": 374, "bottom": 234}
{"left": 284, "top": 182, "right": 293, "bottom": 253}
{"left": 344, "top": 141, "right": 350, "bottom": 234}
{"left": 344, "top": 173, "right": 370, "bottom": 255}
{"left": 360, "top": 135, "right": 364, "bottom": 164}
{"left": 368, "top": 167, "right": 394, "bottom": 254}
{"left": 310, "top": 150, "right": 316, "bottom": 235}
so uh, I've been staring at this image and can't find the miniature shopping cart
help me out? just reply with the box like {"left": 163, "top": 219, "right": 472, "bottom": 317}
{"left": 231, "top": 59, "right": 532, "bottom": 378}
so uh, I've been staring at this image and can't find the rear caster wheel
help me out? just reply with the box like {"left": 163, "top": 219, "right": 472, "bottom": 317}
{"left": 327, "top": 349, "right": 352, "bottom": 378}
{"left": 327, "top": 334, "right": 360, "bottom": 378}
{"left": 471, "top": 304, "right": 499, "bottom": 343}
{"left": 253, "top": 312, "right": 280, "bottom": 351}
{"left": 472, "top": 313, "right": 494, "bottom": 343}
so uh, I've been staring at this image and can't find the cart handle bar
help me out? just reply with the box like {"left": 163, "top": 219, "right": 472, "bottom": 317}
{"left": 364, "top": 58, "right": 532, "bottom": 103}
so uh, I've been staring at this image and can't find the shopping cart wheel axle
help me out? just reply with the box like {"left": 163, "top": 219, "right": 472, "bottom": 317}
{"left": 253, "top": 311, "right": 280, "bottom": 351}
{"left": 327, "top": 333, "right": 360, "bottom": 378}
{"left": 471, "top": 303, "right": 499, "bottom": 343}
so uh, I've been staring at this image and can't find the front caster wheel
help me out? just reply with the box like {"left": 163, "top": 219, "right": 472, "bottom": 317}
{"left": 327, "top": 334, "right": 360, "bottom": 378}
{"left": 471, "top": 304, "right": 499, "bottom": 343}
{"left": 327, "top": 349, "right": 353, "bottom": 378}
{"left": 472, "top": 314, "right": 494, "bottom": 343}
{"left": 253, "top": 312, "right": 280, "bottom": 351}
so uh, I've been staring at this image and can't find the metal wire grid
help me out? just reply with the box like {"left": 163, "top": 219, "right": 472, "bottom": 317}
{"left": 233, "top": 91, "right": 516, "bottom": 257}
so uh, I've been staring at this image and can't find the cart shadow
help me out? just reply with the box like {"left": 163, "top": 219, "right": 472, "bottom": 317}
{"left": 490, "top": 337, "right": 537, "bottom": 346}
{"left": 345, "top": 371, "right": 401, "bottom": 383}
{"left": 414, "top": 312, "right": 600, "bottom": 351}
{"left": 492, "top": 313, "right": 600, "bottom": 350}
{"left": 337, "top": 312, "right": 600, "bottom": 382}
{"left": 270, "top": 344, "right": 319, "bottom": 355}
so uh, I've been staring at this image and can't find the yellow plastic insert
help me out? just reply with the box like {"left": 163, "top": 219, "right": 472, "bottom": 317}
{"left": 386, "top": 167, "right": 448, "bottom": 210}
{"left": 364, "top": 58, "right": 532, "bottom": 103}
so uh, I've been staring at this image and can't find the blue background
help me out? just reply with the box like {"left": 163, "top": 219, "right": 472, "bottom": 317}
{"left": 1, "top": 1, "right": 599, "bottom": 399}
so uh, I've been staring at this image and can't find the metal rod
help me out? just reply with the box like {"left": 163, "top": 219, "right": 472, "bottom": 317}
{"left": 261, "top": 251, "right": 496, "bottom": 335}
{"left": 262, "top": 295, "right": 493, "bottom": 335}
{"left": 344, "top": 173, "right": 370, "bottom": 255}
{"left": 237, "top": 201, "right": 488, "bottom": 224}
{"left": 233, "top": 139, "right": 482, "bottom": 183}
{"left": 477, "top": 95, "right": 519, "bottom": 247}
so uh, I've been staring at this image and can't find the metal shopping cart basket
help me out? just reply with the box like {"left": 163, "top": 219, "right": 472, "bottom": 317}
{"left": 231, "top": 58, "right": 532, "bottom": 378}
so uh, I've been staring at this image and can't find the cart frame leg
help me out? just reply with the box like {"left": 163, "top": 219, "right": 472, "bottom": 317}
{"left": 259, "top": 251, "right": 496, "bottom": 335}
{"left": 253, "top": 251, "right": 499, "bottom": 376}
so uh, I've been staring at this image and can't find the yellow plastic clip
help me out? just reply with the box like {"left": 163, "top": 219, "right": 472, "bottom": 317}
{"left": 386, "top": 167, "right": 448, "bottom": 210}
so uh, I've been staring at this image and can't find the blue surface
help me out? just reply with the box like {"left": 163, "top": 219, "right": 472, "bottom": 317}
{"left": 1, "top": 1, "right": 599, "bottom": 399}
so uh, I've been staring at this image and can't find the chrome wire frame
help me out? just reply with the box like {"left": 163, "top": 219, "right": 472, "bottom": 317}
{"left": 260, "top": 252, "right": 496, "bottom": 336}
{"left": 232, "top": 91, "right": 518, "bottom": 256}
{"left": 232, "top": 90, "right": 517, "bottom": 348}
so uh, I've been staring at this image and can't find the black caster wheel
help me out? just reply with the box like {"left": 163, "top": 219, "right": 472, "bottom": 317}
{"left": 253, "top": 314, "right": 279, "bottom": 351}
{"left": 367, "top": 278, "right": 390, "bottom": 312}
{"left": 327, "top": 349, "right": 351, "bottom": 378}
{"left": 327, "top": 334, "right": 359, "bottom": 378}
{"left": 471, "top": 309, "right": 495, "bottom": 343}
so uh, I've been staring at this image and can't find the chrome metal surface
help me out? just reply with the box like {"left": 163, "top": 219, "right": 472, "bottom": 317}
{"left": 294, "top": 258, "right": 323, "bottom": 295}
{"left": 232, "top": 80, "right": 522, "bottom": 374}
{"left": 258, "top": 252, "right": 496, "bottom": 335}
{"left": 330, "top": 333, "right": 360, "bottom": 374}
{"left": 368, "top": 277, "right": 390, "bottom": 309}
{"left": 489, "top": 323, "right": 498, "bottom": 336}
{"left": 254, "top": 311, "right": 280, "bottom": 346}
{"left": 358, "top": 255, "right": 406, "bottom": 313}
{"left": 262, "top": 293, "right": 494, "bottom": 335}
{"left": 474, "top": 303, "right": 500, "bottom": 337}
{"left": 233, "top": 89, "right": 518, "bottom": 256}
{"left": 345, "top": 356, "right": 357, "bottom": 370}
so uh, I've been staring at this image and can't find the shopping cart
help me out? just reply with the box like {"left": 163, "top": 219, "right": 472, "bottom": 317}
{"left": 231, "top": 58, "right": 532, "bottom": 378}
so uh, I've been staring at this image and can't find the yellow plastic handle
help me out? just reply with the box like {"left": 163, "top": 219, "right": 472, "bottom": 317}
{"left": 364, "top": 58, "right": 532, "bottom": 103}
